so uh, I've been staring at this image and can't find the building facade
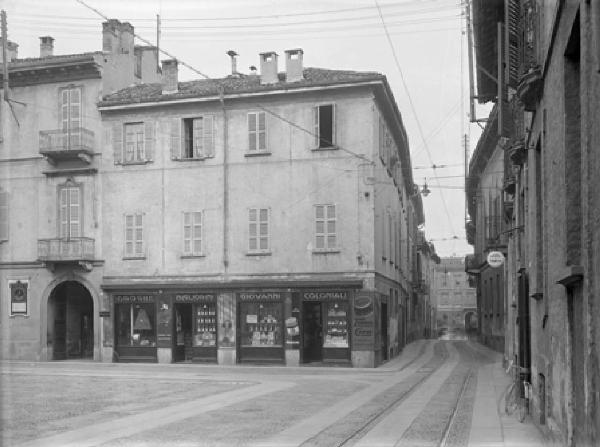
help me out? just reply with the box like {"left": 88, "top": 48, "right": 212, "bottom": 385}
{"left": 0, "top": 20, "right": 159, "bottom": 362}
{"left": 468, "top": 0, "right": 600, "bottom": 444}
{"left": 433, "top": 257, "right": 477, "bottom": 334}
{"left": 1, "top": 23, "right": 427, "bottom": 367}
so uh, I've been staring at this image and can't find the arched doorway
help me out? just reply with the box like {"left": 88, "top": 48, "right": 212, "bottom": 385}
{"left": 47, "top": 281, "right": 94, "bottom": 360}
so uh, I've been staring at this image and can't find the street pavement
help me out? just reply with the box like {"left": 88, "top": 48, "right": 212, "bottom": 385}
{"left": 0, "top": 339, "right": 548, "bottom": 447}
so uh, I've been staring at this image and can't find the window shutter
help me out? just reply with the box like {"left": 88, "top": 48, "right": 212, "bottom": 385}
{"left": 203, "top": 115, "right": 215, "bottom": 157}
{"left": 113, "top": 122, "right": 123, "bottom": 165}
{"left": 145, "top": 121, "right": 155, "bottom": 161}
{"left": 331, "top": 103, "right": 336, "bottom": 146}
{"left": 0, "top": 191, "right": 8, "bottom": 241}
{"left": 505, "top": 0, "right": 521, "bottom": 88}
{"left": 170, "top": 118, "right": 181, "bottom": 160}
{"left": 248, "top": 113, "right": 257, "bottom": 152}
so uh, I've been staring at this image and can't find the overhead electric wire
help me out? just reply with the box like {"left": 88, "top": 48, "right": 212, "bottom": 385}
{"left": 374, "top": 0, "right": 459, "bottom": 236}
{"left": 14, "top": 0, "right": 461, "bottom": 22}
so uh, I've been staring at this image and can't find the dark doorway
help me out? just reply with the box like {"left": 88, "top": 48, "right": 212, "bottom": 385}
{"left": 381, "top": 302, "right": 388, "bottom": 361}
{"left": 48, "top": 281, "right": 93, "bottom": 360}
{"left": 302, "top": 302, "right": 323, "bottom": 363}
{"left": 174, "top": 303, "right": 193, "bottom": 362}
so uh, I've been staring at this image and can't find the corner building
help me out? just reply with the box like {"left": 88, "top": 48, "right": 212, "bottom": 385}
{"left": 98, "top": 50, "right": 423, "bottom": 367}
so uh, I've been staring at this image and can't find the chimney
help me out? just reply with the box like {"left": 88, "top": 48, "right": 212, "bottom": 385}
{"left": 249, "top": 65, "right": 257, "bottom": 75}
{"left": 284, "top": 48, "right": 304, "bottom": 82}
{"left": 102, "top": 19, "right": 134, "bottom": 55}
{"left": 259, "top": 51, "right": 278, "bottom": 85}
{"left": 39, "top": 36, "right": 54, "bottom": 58}
{"left": 226, "top": 50, "right": 238, "bottom": 76}
{"left": 0, "top": 40, "right": 18, "bottom": 63}
{"left": 161, "top": 59, "right": 178, "bottom": 94}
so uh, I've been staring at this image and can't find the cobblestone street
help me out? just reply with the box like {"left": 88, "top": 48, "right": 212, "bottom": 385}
{"left": 1, "top": 340, "right": 547, "bottom": 447}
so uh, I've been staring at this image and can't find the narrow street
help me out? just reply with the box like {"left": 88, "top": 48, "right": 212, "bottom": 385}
{"left": 1, "top": 339, "right": 546, "bottom": 447}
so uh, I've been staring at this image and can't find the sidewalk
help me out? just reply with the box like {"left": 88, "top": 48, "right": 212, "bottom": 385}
{"left": 468, "top": 349, "right": 547, "bottom": 447}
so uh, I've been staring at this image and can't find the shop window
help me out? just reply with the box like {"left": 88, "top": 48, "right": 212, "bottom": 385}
{"left": 247, "top": 111, "right": 267, "bottom": 153}
{"left": 314, "top": 204, "right": 336, "bottom": 251}
{"left": 324, "top": 301, "right": 348, "bottom": 348}
{"left": 240, "top": 302, "right": 282, "bottom": 347}
{"left": 116, "top": 303, "right": 156, "bottom": 347}
{"left": 193, "top": 303, "right": 217, "bottom": 347}
{"left": 124, "top": 213, "right": 145, "bottom": 258}
{"left": 313, "top": 104, "right": 335, "bottom": 149}
{"left": 183, "top": 211, "right": 203, "bottom": 256}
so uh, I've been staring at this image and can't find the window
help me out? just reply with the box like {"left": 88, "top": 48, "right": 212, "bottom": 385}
{"left": 125, "top": 213, "right": 144, "bottom": 258}
{"left": 314, "top": 104, "right": 335, "bottom": 148}
{"left": 240, "top": 301, "right": 282, "bottom": 347}
{"left": 248, "top": 112, "right": 267, "bottom": 153}
{"left": 59, "top": 185, "right": 81, "bottom": 239}
{"left": 61, "top": 87, "right": 81, "bottom": 148}
{"left": 116, "top": 303, "right": 156, "bottom": 347}
{"left": 315, "top": 204, "right": 337, "bottom": 250}
{"left": 183, "top": 211, "right": 203, "bottom": 256}
{"left": 183, "top": 116, "right": 214, "bottom": 159}
{"left": 0, "top": 190, "right": 8, "bottom": 241}
{"left": 124, "top": 123, "right": 145, "bottom": 163}
{"left": 248, "top": 208, "right": 270, "bottom": 253}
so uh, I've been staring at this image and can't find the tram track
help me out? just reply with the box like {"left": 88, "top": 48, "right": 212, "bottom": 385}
{"left": 295, "top": 341, "right": 450, "bottom": 447}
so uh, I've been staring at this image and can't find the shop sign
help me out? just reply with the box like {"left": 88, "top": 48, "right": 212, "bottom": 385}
{"left": 175, "top": 294, "right": 215, "bottom": 303}
{"left": 114, "top": 295, "right": 154, "bottom": 304}
{"left": 239, "top": 292, "right": 281, "bottom": 301}
{"left": 10, "top": 280, "right": 28, "bottom": 315}
{"left": 487, "top": 251, "right": 505, "bottom": 268}
{"left": 352, "top": 294, "right": 374, "bottom": 350}
{"left": 302, "top": 291, "right": 348, "bottom": 301}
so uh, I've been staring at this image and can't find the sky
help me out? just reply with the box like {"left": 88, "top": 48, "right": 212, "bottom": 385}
{"left": 3, "top": 0, "right": 488, "bottom": 257}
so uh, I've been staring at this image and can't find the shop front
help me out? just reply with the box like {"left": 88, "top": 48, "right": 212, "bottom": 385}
{"left": 237, "top": 292, "right": 285, "bottom": 364}
{"left": 300, "top": 291, "right": 350, "bottom": 364}
{"left": 173, "top": 293, "right": 217, "bottom": 363}
{"left": 114, "top": 293, "right": 158, "bottom": 362}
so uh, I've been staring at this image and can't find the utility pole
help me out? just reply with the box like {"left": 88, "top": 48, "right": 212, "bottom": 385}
{"left": 156, "top": 14, "right": 161, "bottom": 73}
{"left": 464, "top": 134, "right": 469, "bottom": 225}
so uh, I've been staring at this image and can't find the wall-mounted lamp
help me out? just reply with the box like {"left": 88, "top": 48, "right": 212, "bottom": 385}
{"left": 414, "top": 179, "right": 431, "bottom": 197}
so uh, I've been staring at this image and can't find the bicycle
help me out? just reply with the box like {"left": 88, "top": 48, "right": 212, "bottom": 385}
{"left": 504, "top": 362, "right": 531, "bottom": 422}
{"left": 518, "top": 381, "right": 532, "bottom": 422}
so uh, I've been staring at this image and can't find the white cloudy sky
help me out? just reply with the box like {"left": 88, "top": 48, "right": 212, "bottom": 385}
{"left": 4, "top": 0, "right": 489, "bottom": 257}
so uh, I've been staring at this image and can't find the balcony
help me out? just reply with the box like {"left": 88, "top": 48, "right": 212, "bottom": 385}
{"left": 465, "top": 253, "right": 483, "bottom": 275}
{"left": 38, "top": 237, "right": 95, "bottom": 270}
{"left": 39, "top": 128, "right": 95, "bottom": 163}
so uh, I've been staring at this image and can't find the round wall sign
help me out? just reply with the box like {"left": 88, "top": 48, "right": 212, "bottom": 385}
{"left": 487, "top": 251, "right": 505, "bottom": 268}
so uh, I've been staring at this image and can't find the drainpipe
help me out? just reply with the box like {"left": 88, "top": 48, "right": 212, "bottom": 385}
{"left": 220, "top": 85, "right": 229, "bottom": 274}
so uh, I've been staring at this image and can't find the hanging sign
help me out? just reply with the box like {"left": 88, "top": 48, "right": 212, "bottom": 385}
{"left": 487, "top": 251, "right": 505, "bottom": 268}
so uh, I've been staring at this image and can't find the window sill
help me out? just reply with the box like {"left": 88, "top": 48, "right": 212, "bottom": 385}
{"left": 246, "top": 251, "right": 272, "bottom": 256}
{"left": 244, "top": 151, "right": 271, "bottom": 157}
{"left": 120, "top": 160, "right": 151, "bottom": 166}
{"left": 174, "top": 157, "right": 208, "bottom": 162}
{"left": 123, "top": 256, "right": 146, "bottom": 260}
{"left": 9, "top": 314, "right": 29, "bottom": 318}
{"left": 181, "top": 254, "right": 206, "bottom": 259}
{"left": 313, "top": 249, "right": 340, "bottom": 254}
{"left": 312, "top": 146, "right": 339, "bottom": 152}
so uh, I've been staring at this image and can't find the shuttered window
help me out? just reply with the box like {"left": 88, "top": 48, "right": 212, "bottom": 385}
{"left": 248, "top": 208, "right": 270, "bottom": 252}
{"left": 60, "top": 87, "right": 82, "bottom": 149}
{"left": 314, "top": 104, "right": 335, "bottom": 148}
{"left": 248, "top": 112, "right": 267, "bottom": 153}
{"left": 315, "top": 204, "right": 336, "bottom": 250}
{"left": 59, "top": 186, "right": 81, "bottom": 239}
{"left": 183, "top": 211, "right": 203, "bottom": 256}
{"left": 125, "top": 213, "right": 144, "bottom": 258}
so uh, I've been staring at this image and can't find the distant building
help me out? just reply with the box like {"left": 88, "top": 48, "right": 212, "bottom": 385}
{"left": 433, "top": 257, "right": 476, "bottom": 333}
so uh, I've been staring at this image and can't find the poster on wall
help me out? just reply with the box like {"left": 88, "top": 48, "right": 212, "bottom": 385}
{"left": 10, "top": 280, "right": 28, "bottom": 315}
{"left": 352, "top": 293, "right": 374, "bottom": 350}
{"left": 157, "top": 296, "right": 172, "bottom": 348}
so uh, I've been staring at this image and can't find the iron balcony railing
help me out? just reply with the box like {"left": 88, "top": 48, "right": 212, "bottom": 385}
{"left": 38, "top": 237, "right": 95, "bottom": 262}
{"left": 39, "top": 127, "right": 95, "bottom": 157}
